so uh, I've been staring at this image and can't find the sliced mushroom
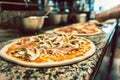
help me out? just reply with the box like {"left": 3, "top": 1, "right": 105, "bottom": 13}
{"left": 25, "top": 48, "right": 40, "bottom": 61}
{"left": 12, "top": 50, "right": 26, "bottom": 58}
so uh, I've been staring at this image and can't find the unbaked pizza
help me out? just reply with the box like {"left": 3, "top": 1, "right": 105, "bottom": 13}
{"left": 0, "top": 34, "right": 95, "bottom": 67}
{"left": 54, "top": 23, "right": 102, "bottom": 35}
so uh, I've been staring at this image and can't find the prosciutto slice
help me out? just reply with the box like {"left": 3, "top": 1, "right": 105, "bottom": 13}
{"left": 40, "top": 47, "right": 73, "bottom": 54}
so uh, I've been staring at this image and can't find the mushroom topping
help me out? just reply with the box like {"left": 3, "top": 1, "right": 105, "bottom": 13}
{"left": 12, "top": 50, "right": 26, "bottom": 58}
{"left": 30, "top": 36, "right": 40, "bottom": 42}
{"left": 11, "top": 48, "right": 26, "bottom": 57}
{"left": 11, "top": 48, "right": 40, "bottom": 61}
{"left": 25, "top": 48, "right": 40, "bottom": 61}
{"left": 62, "top": 42, "right": 79, "bottom": 49}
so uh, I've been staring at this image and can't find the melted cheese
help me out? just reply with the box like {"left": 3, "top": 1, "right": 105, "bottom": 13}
{"left": 7, "top": 34, "right": 91, "bottom": 62}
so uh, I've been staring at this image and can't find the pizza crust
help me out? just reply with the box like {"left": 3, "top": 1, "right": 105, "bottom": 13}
{"left": 0, "top": 35, "right": 96, "bottom": 67}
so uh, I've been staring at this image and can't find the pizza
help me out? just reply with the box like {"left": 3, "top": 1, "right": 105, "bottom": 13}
{"left": 0, "top": 34, "right": 95, "bottom": 67}
{"left": 53, "top": 23, "right": 102, "bottom": 35}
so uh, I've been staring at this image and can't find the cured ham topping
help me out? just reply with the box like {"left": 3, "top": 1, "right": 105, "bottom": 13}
{"left": 46, "top": 48, "right": 73, "bottom": 54}
{"left": 58, "top": 27, "right": 77, "bottom": 33}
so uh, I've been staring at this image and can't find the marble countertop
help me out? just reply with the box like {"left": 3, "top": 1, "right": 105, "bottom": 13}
{"left": 0, "top": 22, "right": 117, "bottom": 80}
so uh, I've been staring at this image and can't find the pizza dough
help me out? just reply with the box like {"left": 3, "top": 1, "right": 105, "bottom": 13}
{"left": 0, "top": 34, "right": 96, "bottom": 67}
{"left": 53, "top": 23, "right": 102, "bottom": 35}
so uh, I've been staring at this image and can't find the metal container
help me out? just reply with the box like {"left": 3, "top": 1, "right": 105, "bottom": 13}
{"left": 16, "top": 16, "right": 47, "bottom": 33}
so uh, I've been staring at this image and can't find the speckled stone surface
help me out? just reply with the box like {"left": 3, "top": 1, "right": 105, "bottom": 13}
{"left": 0, "top": 23, "right": 116, "bottom": 80}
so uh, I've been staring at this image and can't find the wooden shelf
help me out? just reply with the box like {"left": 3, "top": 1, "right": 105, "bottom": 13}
{"left": 0, "top": 1, "right": 40, "bottom": 10}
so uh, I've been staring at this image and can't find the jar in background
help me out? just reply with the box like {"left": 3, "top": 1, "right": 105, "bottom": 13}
{"left": 50, "top": 13, "right": 62, "bottom": 25}
{"left": 61, "top": 13, "right": 68, "bottom": 24}
{"left": 76, "top": 13, "right": 87, "bottom": 23}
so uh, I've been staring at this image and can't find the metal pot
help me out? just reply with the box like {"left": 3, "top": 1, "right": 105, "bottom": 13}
{"left": 16, "top": 16, "right": 47, "bottom": 34}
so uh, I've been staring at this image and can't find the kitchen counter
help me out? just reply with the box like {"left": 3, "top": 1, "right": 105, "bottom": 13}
{"left": 0, "top": 21, "right": 118, "bottom": 80}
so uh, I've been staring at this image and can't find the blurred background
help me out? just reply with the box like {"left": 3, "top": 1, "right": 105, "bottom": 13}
{"left": 0, "top": 0, "right": 120, "bottom": 80}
